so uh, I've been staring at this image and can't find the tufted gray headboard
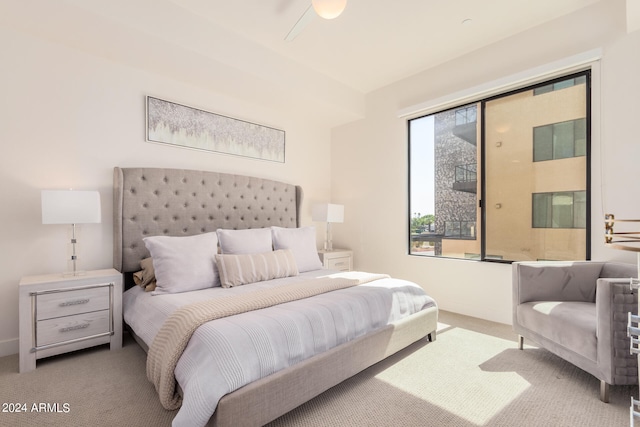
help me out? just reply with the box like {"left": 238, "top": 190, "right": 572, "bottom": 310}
{"left": 113, "top": 167, "right": 303, "bottom": 276}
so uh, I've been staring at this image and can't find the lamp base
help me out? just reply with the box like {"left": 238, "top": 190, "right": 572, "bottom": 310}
{"left": 62, "top": 270, "right": 87, "bottom": 277}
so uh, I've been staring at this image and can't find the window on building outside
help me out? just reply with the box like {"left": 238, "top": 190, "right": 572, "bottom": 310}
{"left": 532, "top": 191, "right": 586, "bottom": 228}
{"left": 533, "top": 118, "right": 586, "bottom": 161}
{"left": 408, "top": 71, "right": 590, "bottom": 262}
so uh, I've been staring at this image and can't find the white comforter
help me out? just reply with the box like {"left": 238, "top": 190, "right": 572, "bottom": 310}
{"left": 123, "top": 270, "right": 436, "bottom": 427}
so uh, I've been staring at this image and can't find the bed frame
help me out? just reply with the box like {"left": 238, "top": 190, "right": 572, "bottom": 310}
{"left": 113, "top": 167, "right": 438, "bottom": 426}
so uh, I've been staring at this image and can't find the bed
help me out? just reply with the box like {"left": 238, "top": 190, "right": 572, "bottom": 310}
{"left": 113, "top": 167, "right": 438, "bottom": 427}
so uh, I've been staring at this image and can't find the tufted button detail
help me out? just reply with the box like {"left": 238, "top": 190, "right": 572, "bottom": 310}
{"left": 163, "top": 177, "right": 168, "bottom": 183}
{"left": 163, "top": 229, "right": 169, "bottom": 234}
{"left": 153, "top": 190, "right": 159, "bottom": 196}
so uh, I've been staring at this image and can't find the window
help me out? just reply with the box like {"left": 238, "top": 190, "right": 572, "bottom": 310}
{"left": 532, "top": 191, "right": 587, "bottom": 228}
{"left": 455, "top": 106, "right": 477, "bottom": 125}
{"left": 409, "top": 72, "right": 590, "bottom": 262}
{"left": 533, "top": 119, "right": 586, "bottom": 161}
{"left": 533, "top": 75, "right": 586, "bottom": 95}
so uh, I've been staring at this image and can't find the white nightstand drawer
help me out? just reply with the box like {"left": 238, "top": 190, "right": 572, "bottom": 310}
{"left": 37, "top": 310, "right": 110, "bottom": 347}
{"left": 19, "top": 268, "right": 123, "bottom": 373}
{"left": 36, "top": 286, "right": 110, "bottom": 321}
{"left": 318, "top": 249, "right": 353, "bottom": 271}
{"left": 327, "top": 257, "right": 351, "bottom": 271}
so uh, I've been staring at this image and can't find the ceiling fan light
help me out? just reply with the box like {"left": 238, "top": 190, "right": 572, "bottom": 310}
{"left": 312, "top": 0, "right": 347, "bottom": 20}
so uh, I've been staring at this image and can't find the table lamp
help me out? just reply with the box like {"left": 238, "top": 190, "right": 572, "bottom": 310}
{"left": 41, "top": 190, "right": 101, "bottom": 276}
{"left": 312, "top": 203, "right": 344, "bottom": 251}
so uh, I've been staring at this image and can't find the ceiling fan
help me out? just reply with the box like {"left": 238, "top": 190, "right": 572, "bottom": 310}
{"left": 284, "top": 0, "right": 348, "bottom": 42}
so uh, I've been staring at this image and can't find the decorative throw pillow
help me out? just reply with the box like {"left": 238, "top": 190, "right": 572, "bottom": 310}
{"left": 133, "top": 257, "right": 157, "bottom": 292}
{"left": 216, "top": 228, "right": 273, "bottom": 254}
{"left": 143, "top": 232, "right": 219, "bottom": 295}
{"left": 215, "top": 249, "right": 299, "bottom": 288}
{"left": 271, "top": 226, "right": 322, "bottom": 272}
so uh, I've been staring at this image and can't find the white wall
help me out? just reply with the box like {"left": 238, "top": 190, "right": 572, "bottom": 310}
{"left": 331, "top": 0, "right": 640, "bottom": 324}
{"left": 0, "top": 27, "right": 334, "bottom": 356}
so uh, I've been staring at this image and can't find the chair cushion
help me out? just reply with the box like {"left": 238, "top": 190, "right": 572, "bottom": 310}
{"left": 517, "top": 301, "right": 597, "bottom": 361}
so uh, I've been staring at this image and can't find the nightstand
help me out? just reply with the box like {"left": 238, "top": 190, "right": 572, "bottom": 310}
{"left": 318, "top": 249, "right": 353, "bottom": 271}
{"left": 18, "top": 268, "right": 123, "bottom": 373}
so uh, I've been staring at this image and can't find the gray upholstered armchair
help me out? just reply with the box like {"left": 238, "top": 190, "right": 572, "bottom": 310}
{"left": 512, "top": 261, "right": 638, "bottom": 402}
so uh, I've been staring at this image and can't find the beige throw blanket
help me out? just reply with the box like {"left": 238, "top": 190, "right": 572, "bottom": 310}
{"left": 147, "top": 271, "right": 389, "bottom": 409}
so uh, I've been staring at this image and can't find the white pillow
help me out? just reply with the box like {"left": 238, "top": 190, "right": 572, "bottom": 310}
{"left": 216, "top": 228, "right": 273, "bottom": 254}
{"left": 143, "top": 232, "right": 219, "bottom": 295}
{"left": 271, "top": 226, "right": 322, "bottom": 273}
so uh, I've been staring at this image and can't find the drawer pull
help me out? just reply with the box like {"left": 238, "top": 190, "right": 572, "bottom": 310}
{"left": 59, "top": 323, "right": 90, "bottom": 333}
{"left": 60, "top": 298, "right": 90, "bottom": 307}
{"left": 628, "top": 313, "right": 640, "bottom": 338}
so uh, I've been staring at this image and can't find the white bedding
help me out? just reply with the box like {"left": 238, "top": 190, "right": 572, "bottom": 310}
{"left": 123, "top": 269, "right": 436, "bottom": 427}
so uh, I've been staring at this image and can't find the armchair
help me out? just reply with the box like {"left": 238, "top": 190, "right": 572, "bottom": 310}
{"left": 512, "top": 261, "right": 638, "bottom": 402}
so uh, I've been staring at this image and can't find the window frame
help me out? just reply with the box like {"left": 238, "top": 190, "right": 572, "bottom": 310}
{"left": 407, "top": 70, "right": 591, "bottom": 263}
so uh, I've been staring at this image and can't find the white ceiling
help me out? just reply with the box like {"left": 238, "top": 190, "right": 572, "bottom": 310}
{"left": 165, "top": 0, "right": 601, "bottom": 93}
{"left": 3, "top": 0, "right": 604, "bottom": 126}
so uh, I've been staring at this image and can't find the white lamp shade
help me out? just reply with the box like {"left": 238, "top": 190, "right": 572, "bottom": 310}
{"left": 312, "top": 0, "right": 347, "bottom": 19}
{"left": 41, "top": 190, "right": 101, "bottom": 224}
{"left": 312, "top": 203, "right": 344, "bottom": 223}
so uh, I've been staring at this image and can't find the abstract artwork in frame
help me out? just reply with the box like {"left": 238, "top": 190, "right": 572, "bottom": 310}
{"left": 146, "top": 96, "right": 285, "bottom": 163}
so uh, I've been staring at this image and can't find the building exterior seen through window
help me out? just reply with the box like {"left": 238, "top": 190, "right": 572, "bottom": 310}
{"left": 409, "top": 71, "right": 590, "bottom": 262}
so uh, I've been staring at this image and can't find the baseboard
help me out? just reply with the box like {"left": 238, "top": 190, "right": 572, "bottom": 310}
{"left": 0, "top": 338, "right": 19, "bottom": 357}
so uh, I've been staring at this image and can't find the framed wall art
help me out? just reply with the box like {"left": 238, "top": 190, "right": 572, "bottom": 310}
{"left": 146, "top": 96, "right": 285, "bottom": 163}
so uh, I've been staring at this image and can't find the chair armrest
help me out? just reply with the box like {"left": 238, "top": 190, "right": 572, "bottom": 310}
{"left": 596, "top": 278, "right": 638, "bottom": 385}
{"left": 512, "top": 261, "right": 604, "bottom": 305}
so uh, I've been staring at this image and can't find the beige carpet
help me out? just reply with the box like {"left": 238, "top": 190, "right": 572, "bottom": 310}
{"left": 0, "top": 311, "right": 635, "bottom": 426}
